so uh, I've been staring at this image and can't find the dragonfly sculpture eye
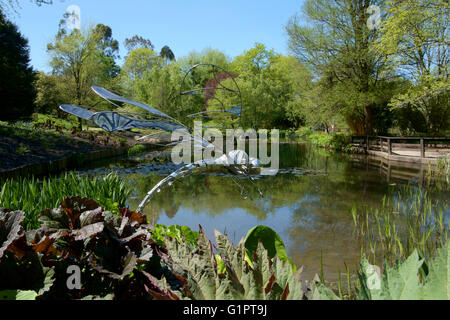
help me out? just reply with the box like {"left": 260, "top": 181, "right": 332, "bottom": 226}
{"left": 59, "top": 64, "right": 262, "bottom": 212}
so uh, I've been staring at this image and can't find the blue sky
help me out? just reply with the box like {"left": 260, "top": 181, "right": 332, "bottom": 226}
{"left": 9, "top": 0, "right": 305, "bottom": 72}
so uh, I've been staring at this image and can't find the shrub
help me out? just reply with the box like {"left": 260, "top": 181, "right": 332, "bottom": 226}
{"left": 128, "top": 144, "right": 147, "bottom": 156}
{"left": 296, "top": 128, "right": 352, "bottom": 152}
{"left": 32, "top": 113, "right": 77, "bottom": 131}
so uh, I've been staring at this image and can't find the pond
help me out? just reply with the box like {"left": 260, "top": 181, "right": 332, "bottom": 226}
{"left": 77, "top": 143, "right": 449, "bottom": 281}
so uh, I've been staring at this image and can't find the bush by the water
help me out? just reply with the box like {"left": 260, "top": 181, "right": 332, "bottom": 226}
{"left": 128, "top": 144, "right": 147, "bottom": 156}
{"left": 296, "top": 128, "right": 352, "bottom": 152}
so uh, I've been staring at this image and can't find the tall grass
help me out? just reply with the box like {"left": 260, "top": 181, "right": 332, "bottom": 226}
{"left": 351, "top": 184, "right": 448, "bottom": 267}
{"left": 425, "top": 155, "right": 450, "bottom": 191}
{"left": 0, "top": 172, "right": 132, "bottom": 230}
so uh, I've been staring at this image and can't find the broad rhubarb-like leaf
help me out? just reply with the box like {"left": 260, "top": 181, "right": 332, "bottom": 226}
{"left": 0, "top": 209, "right": 25, "bottom": 258}
{"left": 422, "top": 241, "right": 450, "bottom": 300}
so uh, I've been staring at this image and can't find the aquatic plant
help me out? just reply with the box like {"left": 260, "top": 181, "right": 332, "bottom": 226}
{"left": 0, "top": 198, "right": 154, "bottom": 300}
{"left": 0, "top": 172, "right": 132, "bottom": 230}
{"left": 351, "top": 184, "right": 448, "bottom": 266}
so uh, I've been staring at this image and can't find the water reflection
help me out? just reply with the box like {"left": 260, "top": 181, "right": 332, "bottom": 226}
{"left": 78, "top": 143, "right": 449, "bottom": 281}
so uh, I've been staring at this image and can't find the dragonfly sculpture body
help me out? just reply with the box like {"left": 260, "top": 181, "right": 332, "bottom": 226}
{"left": 59, "top": 64, "right": 261, "bottom": 212}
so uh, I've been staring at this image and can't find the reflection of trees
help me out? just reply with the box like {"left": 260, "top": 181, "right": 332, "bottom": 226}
{"left": 127, "top": 172, "right": 305, "bottom": 220}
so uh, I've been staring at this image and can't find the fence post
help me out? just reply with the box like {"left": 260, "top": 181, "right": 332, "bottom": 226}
{"left": 420, "top": 138, "right": 425, "bottom": 158}
{"left": 388, "top": 138, "right": 392, "bottom": 155}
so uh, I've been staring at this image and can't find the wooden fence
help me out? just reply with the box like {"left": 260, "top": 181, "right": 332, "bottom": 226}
{"left": 350, "top": 136, "right": 450, "bottom": 159}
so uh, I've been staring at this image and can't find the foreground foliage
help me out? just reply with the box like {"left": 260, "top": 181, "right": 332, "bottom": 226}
{"left": 0, "top": 198, "right": 310, "bottom": 300}
{"left": 1, "top": 197, "right": 449, "bottom": 300}
{"left": 356, "top": 242, "right": 450, "bottom": 300}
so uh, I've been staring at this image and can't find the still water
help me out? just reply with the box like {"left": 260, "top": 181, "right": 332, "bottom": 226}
{"left": 78, "top": 143, "right": 449, "bottom": 281}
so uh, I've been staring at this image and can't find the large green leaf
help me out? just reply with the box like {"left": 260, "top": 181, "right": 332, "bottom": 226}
{"left": 244, "top": 225, "right": 295, "bottom": 271}
{"left": 160, "top": 226, "right": 217, "bottom": 300}
{"left": 156, "top": 227, "right": 305, "bottom": 300}
{"left": 270, "top": 257, "right": 304, "bottom": 300}
{"left": 307, "top": 275, "right": 340, "bottom": 300}
{"left": 240, "top": 241, "right": 271, "bottom": 299}
{"left": 422, "top": 241, "right": 450, "bottom": 300}
{"left": 358, "top": 251, "right": 424, "bottom": 300}
{"left": 381, "top": 251, "right": 424, "bottom": 300}
{"left": 357, "top": 257, "right": 386, "bottom": 300}
{"left": 0, "top": 290, "right": 38, "bottom": 300}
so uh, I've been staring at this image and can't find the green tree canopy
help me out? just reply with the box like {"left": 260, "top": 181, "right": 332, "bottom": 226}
{"left": 46, "top": 21, "right": 120, "bottom": 127}
{"left": 376, "top": 0, "right": 449, "bottom": 135}
{"left": 0, "top": 10, "right": 36, "bottom": 121}
{"left": 285, "top": 0, "right": 400, "bottom": 135}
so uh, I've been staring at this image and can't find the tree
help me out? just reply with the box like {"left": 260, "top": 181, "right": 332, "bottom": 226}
{"left": 124, "top": 35, "right": 154, "bottom": 52}
{"left": 160, "top": 45, "right": 176, "bottom": 64}
{"left": 121, "top": 47, "right": 162, "bottom": 98}
{"left": 376, "top": 0, "right": 449, "bottom": 134}
{"left": 285, "top": 0, "right": 396, "bottom": 135}
{"left": 175, "top": 48, "right": 231, "bottom": 121}
{"left": 222, "top": 44, "right": 296, "bottom": 129}
{"left": 0, "top": 10, "right": 36, "bottom": 121}
{"left": 0, "top": 0, "right": 52, "bottom": 15}
{"left": 178, "top": 48, "right": 230, "bottom": 72}
{"left": 34, "top": 72, "right": 69, "bottom": 116}
{"left": 134, "top": 62, "right": 187, "bottom": 121}
{"left": 93, "top": 24, "right": 120, "bottom": 78}
{"left": 47, "top": 21, "right": 120, "bottom": 128}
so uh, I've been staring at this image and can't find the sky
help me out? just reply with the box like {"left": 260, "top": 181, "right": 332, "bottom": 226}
{"left": 8, "top": 0, "right": 306, "bottom": 73}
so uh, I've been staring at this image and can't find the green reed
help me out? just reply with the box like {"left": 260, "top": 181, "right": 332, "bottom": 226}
{"left": 425, "top": 155, "right": 450, "bottom": 192}
{"left": 0, "top": 172, "right": 132, "bottom": 230}
{"left": 351, "top": 184, "right": 448, "bottom": 267}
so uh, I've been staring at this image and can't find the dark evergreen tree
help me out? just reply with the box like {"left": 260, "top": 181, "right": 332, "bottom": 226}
{"left": 0, "top": 10, "right": 36, "bottom": 121}
{"left": 160, "top": 45, "right": 175, "bottom": 63}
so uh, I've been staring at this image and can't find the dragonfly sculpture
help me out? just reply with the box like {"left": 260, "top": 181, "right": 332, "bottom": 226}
{"left": 60, "top": 64, "right": 262, "bottom": 213}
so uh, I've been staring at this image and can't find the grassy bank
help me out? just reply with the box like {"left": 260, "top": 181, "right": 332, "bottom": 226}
{"left": 0, "top": 116, "right": 131, "bottom": 172}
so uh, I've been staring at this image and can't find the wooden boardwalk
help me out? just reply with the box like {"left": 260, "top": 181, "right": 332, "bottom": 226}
{"left": 351, "top": 136, "right": 450, "bottom": 164}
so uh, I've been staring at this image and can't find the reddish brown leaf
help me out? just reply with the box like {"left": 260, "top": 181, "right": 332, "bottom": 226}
{"left": 281, "top": 283, "right": 290, "bottom": 300}
{"left": 265, "top": 273, "right": 276, "bottom": 294}
{"left": 32, "top": 236, "right": 57, "bottom": 255}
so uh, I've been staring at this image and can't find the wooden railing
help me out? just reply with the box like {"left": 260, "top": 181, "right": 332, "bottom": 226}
{"left": 350, "top": 136, "right": 450, "bottom": 159}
